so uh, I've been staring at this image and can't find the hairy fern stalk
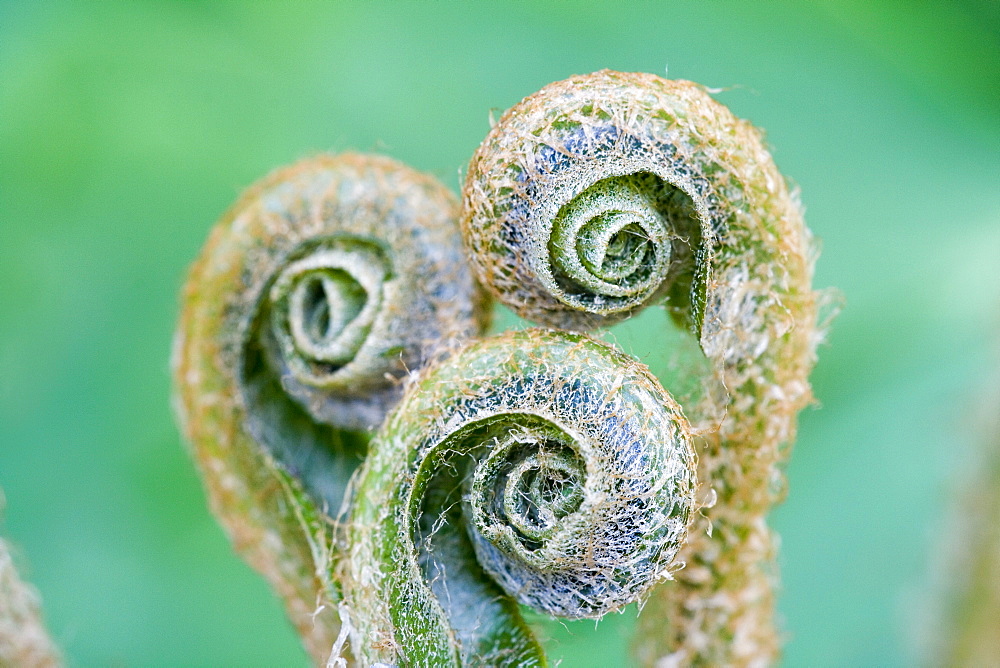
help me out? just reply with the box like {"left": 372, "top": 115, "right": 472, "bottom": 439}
{"left": 174, "top": 71, "right": 821, "bottom": 667}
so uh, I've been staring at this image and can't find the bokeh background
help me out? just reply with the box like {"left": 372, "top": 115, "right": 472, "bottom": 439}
{"left": 2, "top": 1, "right": 999, "bottom": 665}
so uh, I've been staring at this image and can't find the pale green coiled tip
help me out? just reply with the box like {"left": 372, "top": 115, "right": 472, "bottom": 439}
{"left": 268, "top": 238, "right": 390, "bottom": 387}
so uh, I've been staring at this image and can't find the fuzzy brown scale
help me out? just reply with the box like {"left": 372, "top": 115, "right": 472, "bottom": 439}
{"left": 172, "top": 153, "right": 489, "bottom": 663}
{"left": 462, "top": 71, "right": 822, "bottom": 666}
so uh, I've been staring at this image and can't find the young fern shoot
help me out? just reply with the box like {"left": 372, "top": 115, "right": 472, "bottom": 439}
{"left": 340, "top": 329, "right": 697, "bottom": 666}
{"left": 172, "top": 154, "right": 488, "bottom": 662}
{"left": 462, "top": 70, "right": 821, "bottom": 666}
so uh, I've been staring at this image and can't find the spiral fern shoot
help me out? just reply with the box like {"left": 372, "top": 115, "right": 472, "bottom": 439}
{"left": 463, "top": 71, "right": 821, "bottom": 665}
{"left": 341, "top": 328, "right": 697, "bottom": 666}
{"left": 172, "top": 153, "right": 488, "bottom": 661}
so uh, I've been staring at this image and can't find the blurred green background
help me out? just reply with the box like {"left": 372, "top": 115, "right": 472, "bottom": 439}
{"left": 1, "top": 1, "right": 998, "bottom": 665}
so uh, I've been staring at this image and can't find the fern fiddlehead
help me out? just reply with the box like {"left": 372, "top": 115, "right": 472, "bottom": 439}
{"left": 462, "top": 70, "right": 821, "bottom": 665}
{"left": 341, "top": 328, "right": 697, "bottom": 666}
{"left": 172, "top": 153, "right": 488, "bottom": 661}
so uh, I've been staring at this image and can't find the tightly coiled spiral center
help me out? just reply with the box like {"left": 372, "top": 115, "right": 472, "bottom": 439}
{"left": 269, "top": 239, "right": 390, "bottom": 388}
{"left": 549, "top": 174, "right": 670, "bottom": 305}
{"left": 498, "top": 443, "right": 583, "bottom": 542}
{"left": 467, "top": 421, "right": 586, "bottom": 553}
